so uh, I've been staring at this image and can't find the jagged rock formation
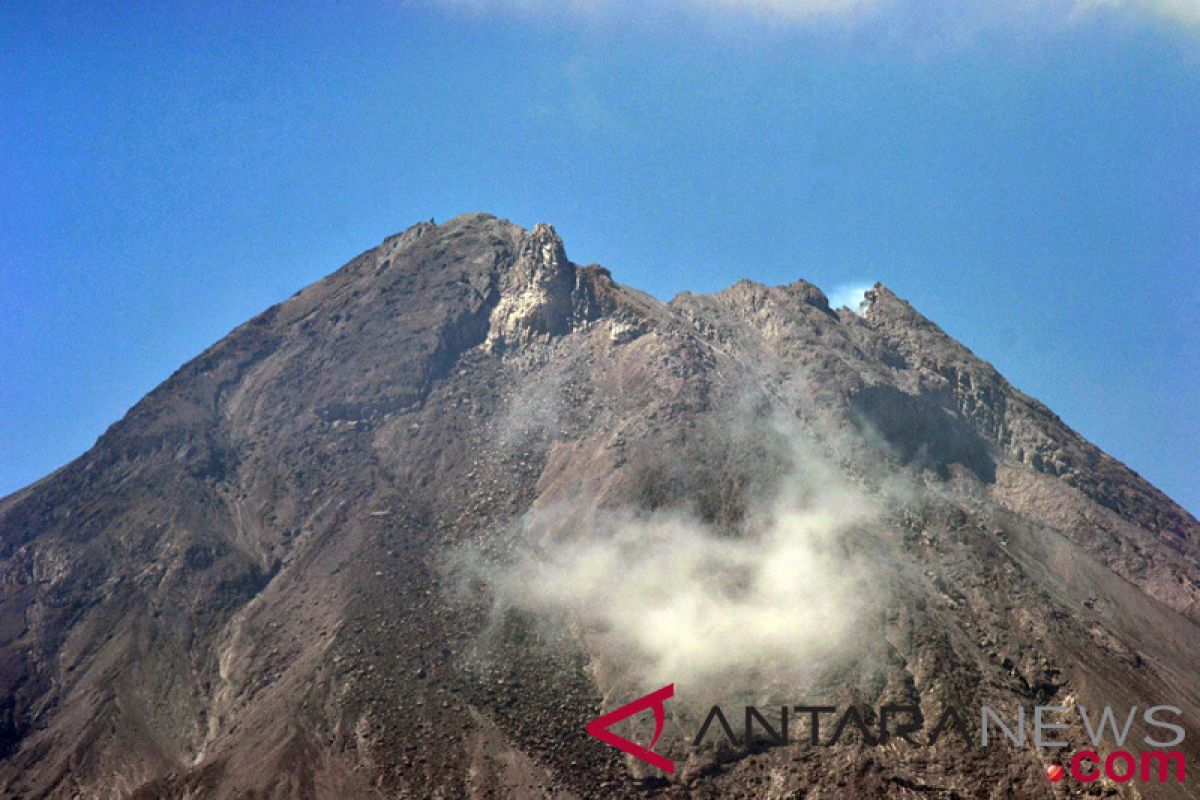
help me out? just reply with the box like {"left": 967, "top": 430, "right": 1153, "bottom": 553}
{"left": 0, "top": 212, "right": 1197, "bottom": 798}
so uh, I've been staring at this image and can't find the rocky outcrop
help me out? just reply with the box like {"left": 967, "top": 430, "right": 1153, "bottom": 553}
{"left": 486, "top": 223, "right": 577, "bottom": 352}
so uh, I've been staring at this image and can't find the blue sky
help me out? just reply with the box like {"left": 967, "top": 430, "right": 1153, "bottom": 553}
{"left": 1, "top": 1, "right": 1197, "bottom": 514}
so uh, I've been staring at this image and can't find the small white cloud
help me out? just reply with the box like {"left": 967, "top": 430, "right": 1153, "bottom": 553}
{"left": 828, "top": 282, "right": 874, "bottom": 314}
{"left": 1119, "top": 0, "right": 1200, "bottom": 27}
{"left": 704, "top": 0, "right": 887, "bottom": 20}
{"left": 430, "top": 0, "right": 1200, "bottom": 28}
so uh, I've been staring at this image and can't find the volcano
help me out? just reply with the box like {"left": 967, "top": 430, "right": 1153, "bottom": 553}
{"left": 2, "top": 213, "right": 1197, "bottom": 798}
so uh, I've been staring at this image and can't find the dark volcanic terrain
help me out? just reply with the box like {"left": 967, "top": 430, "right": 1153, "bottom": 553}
{"left": 1, "top": 213, "right": 1197, "bottom": 798}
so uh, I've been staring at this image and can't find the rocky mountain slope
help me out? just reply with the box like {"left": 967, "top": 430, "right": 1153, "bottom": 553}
{"left": 1, "top": 212, "right": 1196, "bottom": 798}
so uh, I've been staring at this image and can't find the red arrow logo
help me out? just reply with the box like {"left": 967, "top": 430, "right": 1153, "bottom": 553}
{"left": 585, "top": 683, "right": 675, "bottom": 774}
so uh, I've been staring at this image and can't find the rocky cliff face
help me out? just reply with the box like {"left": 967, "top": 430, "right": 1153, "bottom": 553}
{"left": 1, "top": 212, "right": 1197, "bottom": 798}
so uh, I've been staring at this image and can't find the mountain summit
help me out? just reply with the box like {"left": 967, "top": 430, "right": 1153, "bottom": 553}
{"left": 2, "top": 213, "right": 1197, "bottom": 798}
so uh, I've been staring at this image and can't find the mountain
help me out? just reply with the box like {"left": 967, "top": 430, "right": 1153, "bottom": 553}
{"left": 1, "top": 212, "right": 1197, "bottom": 799}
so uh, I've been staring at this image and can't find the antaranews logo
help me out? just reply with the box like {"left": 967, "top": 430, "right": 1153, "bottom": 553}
{"left": 585, "top": 684, "right": 676, "bottom": 774}
{"left": 586, "top": 685, "right": 1190, "bottom": 786}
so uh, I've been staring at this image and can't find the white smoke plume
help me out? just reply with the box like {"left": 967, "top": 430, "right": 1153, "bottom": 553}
{"left": 828, "top": 282, "right": 875, "bottom": 314}
{"left": 463, "top": 418, "right": 888, "bottom": 696}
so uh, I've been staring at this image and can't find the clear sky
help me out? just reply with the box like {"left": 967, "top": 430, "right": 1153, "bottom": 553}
{"left": 1, "top": 1, "right": 1197, "bottom": 514}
